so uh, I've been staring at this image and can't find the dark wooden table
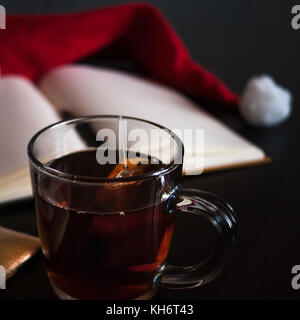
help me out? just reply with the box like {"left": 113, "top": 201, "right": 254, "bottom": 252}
{"left": 0, "top": 0, "right": 299, "bottom": 300}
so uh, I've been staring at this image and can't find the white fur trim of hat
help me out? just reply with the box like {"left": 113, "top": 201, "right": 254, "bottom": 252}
{"left": 240, "top": 75, "right": 292, "bottom": 127}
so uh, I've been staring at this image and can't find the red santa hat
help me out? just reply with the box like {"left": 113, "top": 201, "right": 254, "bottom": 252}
{"left": 0, "top": 3, "right": 291, "bottom": 127}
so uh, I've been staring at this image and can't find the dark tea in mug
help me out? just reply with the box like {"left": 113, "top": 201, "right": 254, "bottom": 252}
{"left": 28, "top": 116, "right": 237, "bottom": 300}
{"left": 34, "top": 150, "right": 177, "bottom": 300}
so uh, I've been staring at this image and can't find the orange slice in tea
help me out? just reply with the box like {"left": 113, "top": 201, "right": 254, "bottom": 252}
{"left": 94, "top": 157, "right": 150, "bottom": 203}
{"left": 107, "top": 157, "right": 149, "bottom": 179}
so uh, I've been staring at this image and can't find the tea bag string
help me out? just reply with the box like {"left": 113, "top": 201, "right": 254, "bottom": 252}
{"left": 119, "top": 116, "right": 127, "bottom": 168}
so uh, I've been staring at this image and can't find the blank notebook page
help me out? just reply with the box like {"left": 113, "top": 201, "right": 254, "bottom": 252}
{"left": 39, "top": 65, "right": 266, "bottom": 174}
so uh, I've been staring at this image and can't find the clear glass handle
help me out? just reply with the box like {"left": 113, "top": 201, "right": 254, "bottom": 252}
{"left": 160, "top": 188, "right": 238, "bottom": 289}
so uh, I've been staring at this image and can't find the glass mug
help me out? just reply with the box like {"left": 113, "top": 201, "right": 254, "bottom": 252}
{"left": 28, "top": 116, "right": 238, "bottom": 300}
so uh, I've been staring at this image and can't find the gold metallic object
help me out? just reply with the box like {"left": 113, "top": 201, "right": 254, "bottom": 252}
{"left": 0, "top": 226, "right": 40, "bottom": 278}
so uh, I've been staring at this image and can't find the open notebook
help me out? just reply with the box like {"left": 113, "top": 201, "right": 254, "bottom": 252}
{"left": 0, "top": 64, "right": 269, "bottom": 204}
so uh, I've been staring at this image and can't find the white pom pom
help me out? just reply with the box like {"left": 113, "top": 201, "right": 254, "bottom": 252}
{"left": 240, "top": 75, "right": 292, "bottom": 127}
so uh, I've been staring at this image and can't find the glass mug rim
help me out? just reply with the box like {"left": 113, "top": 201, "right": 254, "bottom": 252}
{"left": 27, "top": 115, "right": 184, "bottom": 184}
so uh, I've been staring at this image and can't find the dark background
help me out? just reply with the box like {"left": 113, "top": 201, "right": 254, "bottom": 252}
{"left": 0, "top": 0, "right": 299, "bottom": 300}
